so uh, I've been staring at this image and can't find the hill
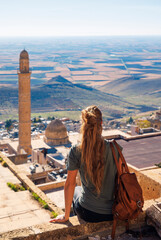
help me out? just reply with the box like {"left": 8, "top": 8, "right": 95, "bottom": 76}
{"left": 99, "top": 76, "right": 161, "bottom": 107}
{"left": 0, "top": 75, "right": 157, "bottom": 119}
{"left": 31, "top": 76, "right": 136, "bottom": 118}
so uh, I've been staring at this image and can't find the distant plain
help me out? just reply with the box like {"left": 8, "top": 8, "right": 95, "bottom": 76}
{"left": 0, "top": 36, "right": 161, "bottom": 120}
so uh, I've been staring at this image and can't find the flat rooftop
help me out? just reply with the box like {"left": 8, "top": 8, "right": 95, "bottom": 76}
{"left": 118, "top": 135, "right": 161, "bottom": 169}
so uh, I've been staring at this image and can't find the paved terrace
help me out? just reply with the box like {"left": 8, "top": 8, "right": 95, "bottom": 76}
{"left": 0, "top": 164, "right": 51, "bottom": 235}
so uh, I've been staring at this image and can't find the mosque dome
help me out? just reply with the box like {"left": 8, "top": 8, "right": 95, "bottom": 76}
{"left": 44, "top": 119, "right": 69, "bottom": 146}
{"left": 20, "top": 50, "right": 29, "bottom": 59}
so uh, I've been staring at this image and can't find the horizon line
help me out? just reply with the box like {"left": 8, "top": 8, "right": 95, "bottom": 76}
{"left": 0, "top": 34, "right": 161, "bottom": 38}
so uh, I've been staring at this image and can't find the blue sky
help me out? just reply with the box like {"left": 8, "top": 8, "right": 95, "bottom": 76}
{"left": 0, "top": 0, "right": 161, "bottom": 36}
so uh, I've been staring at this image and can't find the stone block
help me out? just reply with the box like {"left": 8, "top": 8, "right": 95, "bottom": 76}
{"left": 146, "top": 203, "right": 161, "bottom": 237}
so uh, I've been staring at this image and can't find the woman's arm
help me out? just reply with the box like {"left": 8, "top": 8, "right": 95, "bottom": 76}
{"left": 50, "top": 169, "right": 78, "bottom": 223}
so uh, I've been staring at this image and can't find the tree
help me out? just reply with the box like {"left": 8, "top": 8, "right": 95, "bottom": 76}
{"left": 33, "top": 117, "right": 41, "bottom": 123}
{"left": 126, "top": 117, "right": 134, "bottom": 124}
{"left": 5, "top": 119, "right": 13, "bottom": 131}
{"left": 136, "top": 120, "right": 151, "bottom": 129}
{"left": 47, "top": 116, "right": 55, "bottom": 120}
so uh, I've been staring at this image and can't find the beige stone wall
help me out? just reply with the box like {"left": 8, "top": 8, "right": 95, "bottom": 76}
{"left": 46, "top": 155, "right": 65, "bottom": 168}
{"left": 128, "top": 166, "right": 161, "bottom": 200}
{"left": 7, "top": 144, "right": 17, "bottom": 155}
{"left": 9, "top": 154, "right": 27, "bottom": 165}
{"left": 32, "top": 149, "right": 37, "bottom": 162}
{"left": 31, "top": 149, "right": 47, "bottom": 165}
{"left": 38, "top": 179, "right": 66, "bottom": 191}
{"left": 0, "top": 143, "right": 16, "bottom": 155}
{"left": 38, "top": 151, "right": 47, "bottom": 165}
{"left": 0, "top": 143, "right": 8, "bottom": 151}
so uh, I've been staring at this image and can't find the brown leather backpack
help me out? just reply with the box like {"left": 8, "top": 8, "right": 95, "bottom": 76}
{"left": 110, "top": 140, "right": 144, "bottom": 239}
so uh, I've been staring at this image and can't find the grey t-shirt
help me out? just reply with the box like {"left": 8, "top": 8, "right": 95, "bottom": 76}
{"left": 67, "top": 140, "right": 121, "bottom": 214}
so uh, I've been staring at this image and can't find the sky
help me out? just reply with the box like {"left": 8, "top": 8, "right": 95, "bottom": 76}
{"left": 0, "top": 0, "right": 161, "bottom": 37}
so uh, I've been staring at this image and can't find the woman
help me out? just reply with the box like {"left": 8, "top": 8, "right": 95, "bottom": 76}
{"left": 50, "top": 105, "right": 121, "bottom": 223}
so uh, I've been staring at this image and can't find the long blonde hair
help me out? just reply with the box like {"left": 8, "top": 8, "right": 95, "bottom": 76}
{"left": 80, "top": 105, "right": 104, "bottom": 194}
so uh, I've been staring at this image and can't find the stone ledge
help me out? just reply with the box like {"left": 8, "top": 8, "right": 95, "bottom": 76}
{"left": 0, "top": 213, "right": 146, "bottom": 240}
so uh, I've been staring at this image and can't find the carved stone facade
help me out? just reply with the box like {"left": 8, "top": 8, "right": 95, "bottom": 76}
{"left": 17, "top": 50, "right": 32, "bottom": 155}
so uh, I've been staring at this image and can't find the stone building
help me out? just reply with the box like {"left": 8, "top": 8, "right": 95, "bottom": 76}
{"left": 44, "top": 119, "right": 69, "bottom": 146}
{"left": 149, "top": 109, "right": 161, "bottom": 130}
{"left": 17, "top": 50, "right": 32, "bottom": 155}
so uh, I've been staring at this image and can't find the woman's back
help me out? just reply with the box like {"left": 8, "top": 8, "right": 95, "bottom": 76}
{"left": 67, "top": 140, "right": 120, "bottom": 214}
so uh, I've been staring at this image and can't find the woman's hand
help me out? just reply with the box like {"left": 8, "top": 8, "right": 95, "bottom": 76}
{"left": 49, "top": 214, "right": 68, "bottom": 223}
{"left": 50, "top": 170, "right": 78, "bottom": 224}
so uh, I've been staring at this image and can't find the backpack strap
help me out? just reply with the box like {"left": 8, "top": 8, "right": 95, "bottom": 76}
{"left": 110, "top": 142, "right": 122, "bottom": 176}
{"left": 112, "top": 140, "right": 129, "bottom": 173}
{"left": 112, "top": 218, "right": 128, "bottom": 239}
{"left": 110, "top": 142, "right": 120, "bottom": 239}
{"left": 111, "top": 218, "right": 117, "bottom": 239}
{"left": 110, "top": 140, "right": 130, "bottom": 239}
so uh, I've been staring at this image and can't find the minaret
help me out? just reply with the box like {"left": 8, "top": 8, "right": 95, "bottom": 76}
{"left": 17, "top": 50, "right": 32, "bottom": 155}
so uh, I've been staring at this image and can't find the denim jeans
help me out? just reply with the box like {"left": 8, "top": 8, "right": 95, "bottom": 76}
{"left": 73, "top": 186, "right": 113, "bottom": 222}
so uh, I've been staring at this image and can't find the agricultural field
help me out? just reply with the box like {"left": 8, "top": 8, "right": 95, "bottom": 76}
{"left": 0, "top": 36, "right": 161, "bottom": 120}
{"left": 0, "top": 36, "right": 161, "bottom": 88}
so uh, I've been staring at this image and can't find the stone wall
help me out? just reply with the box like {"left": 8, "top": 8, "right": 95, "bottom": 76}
{"left": 47, "top": 155, "right": 65, "bottom": 168}
{"left": 32, "top": 149, "right": 47, "bottom": 165}
{"left": 0, "top": 143, "right": 17, "bottom": 155}
{"left": 37, "top": 180, "right": 65, "bottom": 191}
{"left": 128, "top": 165, "right": 161, "bottom": 200}
{"left": 9, "top": 153, "right": 27, "bottom": 165}
{"left": 0, "top": 143, "right": 8, "bottom": 151}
